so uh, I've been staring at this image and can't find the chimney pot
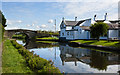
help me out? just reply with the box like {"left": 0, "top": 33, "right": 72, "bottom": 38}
{"left": 94, "top": 15, "right": 96, "bottom": 21}
{"left": 104, "top": 13, "right": 107, "bottom": 21}
{"left": 62, "top": 17, "right": 65, "bottom": 21}
{"left": 75, "top": 17, "right": 77, "bottom": 21}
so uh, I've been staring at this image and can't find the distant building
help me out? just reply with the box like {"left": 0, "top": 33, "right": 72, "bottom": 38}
{"left": 59, "top": 13, "right": 120, "bottom": 40}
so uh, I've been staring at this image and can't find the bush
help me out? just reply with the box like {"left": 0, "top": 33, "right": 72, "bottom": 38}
{"left": 11, "top": 40, "right": 61, "bottom": 73}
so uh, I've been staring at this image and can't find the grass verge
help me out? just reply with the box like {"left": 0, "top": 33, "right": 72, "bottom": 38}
{"left": 71, "top": 40, "right": 120, "bottom": 48}
{"left": 2, "top": 39, "right": 33, "bottom": 73}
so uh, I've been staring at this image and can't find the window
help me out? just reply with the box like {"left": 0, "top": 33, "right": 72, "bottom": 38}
{"left": 62, "top": 33, "right": 64, "bottom": 36}
{"left": 67, "top": 32, "right": 69, "bottom": 35}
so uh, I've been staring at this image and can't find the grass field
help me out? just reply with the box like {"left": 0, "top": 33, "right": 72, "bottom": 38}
{"left": 2, "top": 39, "right": 33, "bottom": 73}
{"left": 71, "top": 40, "right": 120, "bottom": 48}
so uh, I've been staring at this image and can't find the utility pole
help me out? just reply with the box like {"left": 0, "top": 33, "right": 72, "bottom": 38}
{"left": 55, "top": 19, "right": 56, "bottom": 32}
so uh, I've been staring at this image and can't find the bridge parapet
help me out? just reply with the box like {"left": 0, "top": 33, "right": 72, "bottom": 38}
{"left": 4, "top": 29, "right": 37, "bottom": 39}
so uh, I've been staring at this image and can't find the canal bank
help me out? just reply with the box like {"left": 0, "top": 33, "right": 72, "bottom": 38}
{"left": 37, "top": 38, "right": 120, "bottom": 53}
{"left": 2, "top": 38, "right": 33, "bottom": 73}
{"left": 67, "top": 40, "right": 120, "bottom": 53}
{"left": 68, "top": 42, "right": 120, "bottom": 53}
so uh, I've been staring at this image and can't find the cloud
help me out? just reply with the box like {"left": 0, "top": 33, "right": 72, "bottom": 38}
{"left": 36, "top": 25, "right": 40, "bottom": 28}
{"left": 3, "top": 0, "right": 119, "bottom": 2}
{"left": 41, "top": 24, "right": 47, "bottom": 28}
{"left": 5, "top": 26, "right": 20, "bottom": 30}
{"left": 32, "top": 23, "right": 35, "bottom": 26}
{"left": 48, "top": 19, "right": 54, "bottom": 23}
{"left": 6, "top": 20, "right": 22, "bottom": 25}
{"left": 57, "top": 2, "right": 118, "bottom": 20}
{"left": 27, "top": 24, "right": 31, "bottom": 27}
{"left": 17, "top": 20, "right": 22, "bottom": 23}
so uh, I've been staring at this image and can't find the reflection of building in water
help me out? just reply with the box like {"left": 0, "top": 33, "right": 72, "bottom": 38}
{"left": 59, "top": 44, "right": 120, "bottom": 69}
{"left": 59, "top": 44, "right": 91, "bottom": 66}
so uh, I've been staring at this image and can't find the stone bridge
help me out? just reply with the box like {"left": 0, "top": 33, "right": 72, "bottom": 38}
{"left": 4, "top": 29, "right": 37, "bottom": 39}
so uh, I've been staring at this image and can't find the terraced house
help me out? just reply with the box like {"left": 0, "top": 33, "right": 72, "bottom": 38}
{"left": 59, "top": 14, "right": 120, "bottom": 40}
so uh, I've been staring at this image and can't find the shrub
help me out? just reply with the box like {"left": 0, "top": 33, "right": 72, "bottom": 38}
{"left": 11, "top": 40, "right": 61, "bottom": 73}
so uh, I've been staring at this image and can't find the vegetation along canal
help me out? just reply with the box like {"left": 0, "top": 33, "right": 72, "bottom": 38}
{"left": 16, "top": 40, "right": 120, "bottom": 73}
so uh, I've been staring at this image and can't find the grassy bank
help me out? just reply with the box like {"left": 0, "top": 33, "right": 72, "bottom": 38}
{"left": 37, "top": 37, "right": 58, "bottom": 40}
{"left": 2, "top": 39, "right": 33, "bottom": 73}
{"left": 71, "top": 40, "right": 120, "bottom": 48}
{"left": 36, "top": 41, "right": 56, "bottom": 43}
{"left": 12, "top": 34, "right": 26, "bottom": 39}
{"left": 11, "top": 40, "right": 61, "bottom": 73}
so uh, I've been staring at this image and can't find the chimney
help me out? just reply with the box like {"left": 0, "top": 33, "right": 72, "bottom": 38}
{"left": 62, "top": 17, "right": 65, "bottom": 21}
{"left": 75, "top": 17, "right": 77, "bottom": 21}
{"left": 94, "top": 15, "right": 96, "bottom": 21}
{"left": 104, "top": 13, "right": 107, "bottom": 21}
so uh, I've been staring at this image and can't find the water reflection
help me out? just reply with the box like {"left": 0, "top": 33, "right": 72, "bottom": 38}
{"left": 21, "top": 40, "right": 59, "bottom": 49}
{"left": 17, "top": 40, "right": 120, "bottom": 73}
{"left": 59, "top": 44, "right": 120, "bottom": 71}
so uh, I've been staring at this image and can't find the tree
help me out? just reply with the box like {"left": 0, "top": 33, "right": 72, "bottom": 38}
{"left": 90, "top": 22, "right": 109, "bottom": 41}
{"left": 0, "top": 10, "right": 7, "bottom": 27}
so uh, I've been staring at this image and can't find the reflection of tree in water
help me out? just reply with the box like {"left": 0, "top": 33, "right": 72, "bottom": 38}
{"left": 89, "top": 51, "right": 108, "bottom": 71}
{"left": 24, "top": 40, "right": 59, "bottom": 49}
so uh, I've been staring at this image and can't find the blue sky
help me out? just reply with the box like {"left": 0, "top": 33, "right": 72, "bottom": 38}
{"left": 1, "top": 1, "right": 119, "bottom": 31}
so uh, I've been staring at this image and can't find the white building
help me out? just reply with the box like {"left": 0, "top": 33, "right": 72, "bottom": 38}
{"left": 59, "top": 17, "right": 91, "bottom": 40}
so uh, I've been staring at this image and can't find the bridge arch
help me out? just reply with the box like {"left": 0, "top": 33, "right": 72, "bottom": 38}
{"left": 4, "top": 29, "right": 37, "bottom": 39}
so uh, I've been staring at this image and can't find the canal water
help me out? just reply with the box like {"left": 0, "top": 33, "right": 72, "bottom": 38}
{"left": 16, "top": 40, "right": 120, "bottom": 73}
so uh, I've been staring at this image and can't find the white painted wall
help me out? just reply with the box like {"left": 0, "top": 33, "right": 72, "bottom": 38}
{"left": 80, "top": 19, "right": 91, "bottom": 26}
{"left": 100, "top": 37, "right": 107, "bottom": 39}
{"left": 66, "top": 26, "right": 72, "bottom": 30}
{"left": 108, "top": 30, "right": 119, "bottom": 38}
{"left": 60, "top": 28, "right": 66, "bottom": 37}
{"left": 66, "top": 31, "right": 74, "bottom": 40}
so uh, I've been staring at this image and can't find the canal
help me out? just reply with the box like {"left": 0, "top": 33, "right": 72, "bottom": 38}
{"left": 16, "top": 40, "right": 120, "bottom": 73}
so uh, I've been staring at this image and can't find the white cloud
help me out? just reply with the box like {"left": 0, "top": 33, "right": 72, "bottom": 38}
{"left": 27, "top": 24, "right": 31, "bottom": 27}
{"left": 3, "top": 0, "right": 119, "bottom": 2}
{"left": 48, "top": 19, "right": 54, "bottom": 23}
{"left": 57, "top": 2, "right": 118, "bottom": 20}
{"left": 41, "top": 24, "right": 47, "bottom": 28}
{"left": 32, "top": 23, "right": 35, "bottom": 26}
{"left": 17, "top": 20, "right": 22, "bottom": 23}
{"left": 36, "top": 25, "right": 40, "bottom": 28}
{"left": 6, "top": 20, "right": 23, "bottom": 25}
{"left": 5, "top": 27, "right": 20, "bottom": 30}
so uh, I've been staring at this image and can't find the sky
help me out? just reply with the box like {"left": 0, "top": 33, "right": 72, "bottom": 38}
{"left": 1, "top": 0, "right": 119, "bottom": 31}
